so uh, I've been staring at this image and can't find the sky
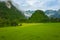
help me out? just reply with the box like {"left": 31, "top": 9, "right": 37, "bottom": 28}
{"left": 11, "top": 0, "right": 60, "bottom": 11}
{"left": 0, "top": 0, "right": 60, "bottom": 11}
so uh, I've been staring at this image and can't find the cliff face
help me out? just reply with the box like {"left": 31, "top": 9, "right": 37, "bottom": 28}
{"left": 0, "top": 0, "right": 11, "bottom": 9}
{"left": 5, "top": 1, "right": 11, "bottom": 9}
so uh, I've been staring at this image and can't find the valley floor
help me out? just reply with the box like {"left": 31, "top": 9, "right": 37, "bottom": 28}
{"left": 0, "top": 23, "right": 60, "bottom": 40}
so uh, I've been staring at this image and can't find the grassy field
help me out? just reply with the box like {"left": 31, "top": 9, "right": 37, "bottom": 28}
{"left": 0, "top": 23, "right": 60, "bottom": 40}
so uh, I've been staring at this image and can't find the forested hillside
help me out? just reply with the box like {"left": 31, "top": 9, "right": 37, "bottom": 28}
{"left": 0, "top": 2, "right": 25, "bottom": 27}
{"left": 29, "top": 10, "right": 49, "bottom": 23}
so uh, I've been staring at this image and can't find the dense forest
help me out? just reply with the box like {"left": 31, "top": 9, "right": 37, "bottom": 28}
{"left": 0, "top": 2, "right": 60, "bottom": 27}
{"left": 0, "top": 2, "right": 25, "bottom": 27}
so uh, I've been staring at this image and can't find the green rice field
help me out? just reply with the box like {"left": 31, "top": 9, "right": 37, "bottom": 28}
{"left": 0, "top": 23, "right": 60, "bottom": 40}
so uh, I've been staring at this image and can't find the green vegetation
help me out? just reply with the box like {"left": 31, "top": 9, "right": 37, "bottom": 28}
{"left": 0, "top": 23, "right": 60, "bottom": 40}
{"left": 29, "top": 10, "right": 49, "bottom": 23}
{"left": 0, "top": 2, "right": 25, "bottom": 27}
{"left": 0, "top": 2, "right": 60, "bottom": 27}
{"left": 0, "top": 1, "right": 60, "bottom": 40}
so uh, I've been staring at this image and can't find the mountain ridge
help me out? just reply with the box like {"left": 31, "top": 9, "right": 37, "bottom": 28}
{"left": 0, "top": 2, "right": 25, "bottom": 26}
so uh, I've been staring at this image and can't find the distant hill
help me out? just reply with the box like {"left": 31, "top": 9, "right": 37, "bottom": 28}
{"left": 45, "top": 10, "right": 60, "bottom": 18}
{"left": 24, "top": 10, "right": 34, "bottom": 18}
{"left": 24, "top": 9, "right": 60, "bottom": 19}
{"left": 58, "top": 9, "right": 60, "bottom": 14}
{"left": 29, "top": 10, "right": 48, "bottom": 23}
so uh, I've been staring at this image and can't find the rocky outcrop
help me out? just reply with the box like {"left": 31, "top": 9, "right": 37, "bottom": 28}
{"left": 5, "top": 1, "right": 11, "bottom": 9}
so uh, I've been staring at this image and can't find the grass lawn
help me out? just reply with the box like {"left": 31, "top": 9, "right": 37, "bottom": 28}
{"left": 0, "top": 23, "right": 60, "bottom": 40}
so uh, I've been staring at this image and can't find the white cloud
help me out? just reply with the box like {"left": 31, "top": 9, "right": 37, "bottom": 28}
{"left": 0, "top": 0, "right": 60, "bottom": 11}
{"left": 26, "top": 0, "right": 37, "bottom": 5}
